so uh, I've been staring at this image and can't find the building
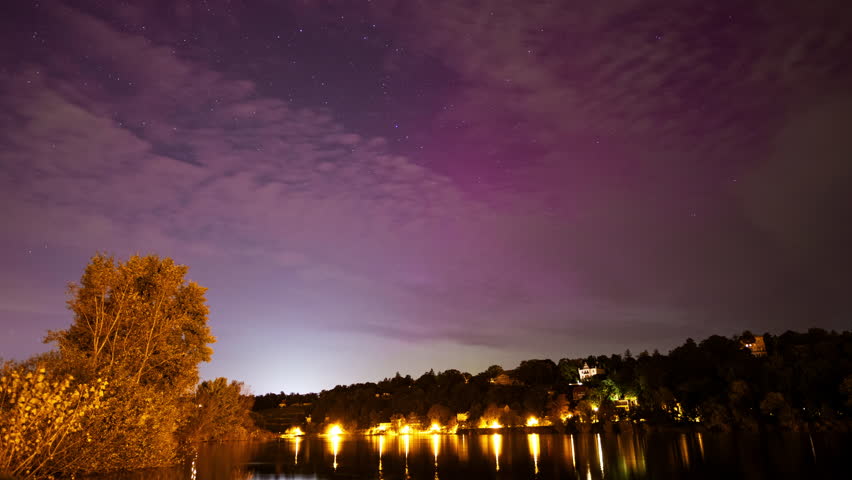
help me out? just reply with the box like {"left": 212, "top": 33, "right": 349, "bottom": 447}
{"left": 741, "top": 335, "right": 767, "bottom": 357}
{"left": 490, "top": 372, "right": 521, "bottom": 386}
{"left": 578, "top": 362, "right": 604, "bottom": 382}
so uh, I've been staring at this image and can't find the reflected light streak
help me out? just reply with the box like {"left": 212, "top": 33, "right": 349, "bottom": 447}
{"left": 809, "top": 433, "right": 816, "bottom": 461}
{"left": 403, "top": 433, "right": 410, "bottom": 478}
{"left": 679, "top": 434, "right": 690, "bottom": 468}
{"left": 697, "top": 432, "right": 704, "bottom": 461}
{"left": 528, "top": 433, "right": 540, "bottom": 475}
{"left": 432, "top": 433, "right": 441, "bottom": 466}
{"left": 458, "top": 434, "right": 468, "bottom": 462}
{"left": 492, "top": 433, "right": 502, "bottom": 472}
{"left": 293, "top": 436, "right": 301, "bottom": 465}
{"left": 432, "top": 434, "right": 441, "bottom": 479}
{"left": 378, "top": 434, "right": 384, "bottom": 472}
{"left": 596, "top": 433, "right": 604, "bottom": 475}
{"left": 571, "top": 435, "right": 576, "bottom": 469}
{"left": 329, "top": 433, "right": 341, "bottom": 471}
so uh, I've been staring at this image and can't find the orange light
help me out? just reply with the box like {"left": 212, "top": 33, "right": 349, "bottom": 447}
{"left": 327, "top": 424, "right": 344, "bottom": 436}
{"left": 526, "top": 416, "right": 539, "bottom": 427}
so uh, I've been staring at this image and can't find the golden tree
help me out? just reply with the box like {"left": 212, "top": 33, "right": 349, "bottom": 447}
{"left": 49, "top": 254, "right": 215, "bottom": 392}
{"left": 42, "top": 254, "right": 217, "bottom": 474}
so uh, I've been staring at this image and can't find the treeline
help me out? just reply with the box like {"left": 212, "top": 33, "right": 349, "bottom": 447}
{"left": 0, "top": 255, "right": 262, "bottom": 480}
{"left": 258, "top": 329, "right": 852, "bottom": 433}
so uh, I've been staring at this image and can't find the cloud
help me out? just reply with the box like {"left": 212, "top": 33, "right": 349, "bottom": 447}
{"left": 3, "top": 0, "right": 850, "bottom": 362}
{"left": 358, "top": 0, "right": 852, "bottom": 331}
{"left": 0, "top": 3, "right": 569, "bottom": 349}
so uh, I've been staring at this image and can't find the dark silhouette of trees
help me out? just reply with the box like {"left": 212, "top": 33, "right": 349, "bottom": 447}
{"left": 258, "top": 329, "right": 852, "bottom": 433}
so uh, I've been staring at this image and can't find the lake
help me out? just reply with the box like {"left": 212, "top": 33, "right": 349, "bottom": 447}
{"left": 101, "top": 432, "right": 850, "bottom": 479}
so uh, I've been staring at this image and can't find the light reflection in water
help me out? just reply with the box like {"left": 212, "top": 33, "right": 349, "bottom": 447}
{"left": 432, "top": 433, "right": 440, "bottom": 466}
{"left": 571, "top": 434, "right": 576, "bottom": 470}
{"left": 809, "top": 433, "right": 816, "bottom": 460}
{"left": 403, "top": 434, "right": 410, "bottom": 479}
{"left": 492, "top": 433, "right": 502, "bottom": 472}
{"left": 596, "top": 433, "right": 605, "bottom": 475}
{"left": 113, "top": 432, "right": 845, "bottom": 480}
{"left": 293, "top": 435, "right": 301, "bottom": 465}
{"left": 378, "top": 435, "right": 384, "bottom": 472}
{"left": 528, "top": 433, "right": 540, "bottom": 475}
{"left": 329, "top": 434, "right": 341, "bottom": 471}
{"left": 432, "top": 434, "right": 441, "bottom": 479}
{"left": 679, "top": 433, "right": 690, "bottom": 468}
{"left": 458, "top": 433, "right": 468, "bottom": 462}
{"left": 697, "top": 432, "right": 704, "bottom": 461}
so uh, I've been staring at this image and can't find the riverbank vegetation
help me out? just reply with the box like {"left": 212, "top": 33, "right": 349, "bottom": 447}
{"left": 0, "top": 255, "right": 261, "bottom": 480}
{"left": 255, "top": 329, "right": 852, "bottom": 435}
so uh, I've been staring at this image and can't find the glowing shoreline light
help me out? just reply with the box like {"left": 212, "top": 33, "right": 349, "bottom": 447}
{"left": 327, "top": 424, "right": 344, "bottom": 436}
{"left": 281, "top": 426, "right": 304, "bottom": 438}
{"left": 526, "top": 416, "right": 540, "bottom": 427}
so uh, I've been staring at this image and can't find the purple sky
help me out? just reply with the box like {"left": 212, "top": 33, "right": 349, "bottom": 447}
{"left": 1, "top": 0, "right": 851, "bottom": 393}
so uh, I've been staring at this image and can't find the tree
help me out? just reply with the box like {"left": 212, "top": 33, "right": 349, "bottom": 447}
{"left": 184, "top": 378, "right": 255, "bottom": 442}
{"left": 426, "top": 404, "right": 452, "bottom": 425}
{"left": 48, "top": 254, "right": 215, "bottom": 392}
{"left": 42, "top": 254, "right": 217, "bottom": 474}
{"left": 557, "top": 358, "right": 580, "bottom": 383}
{"left": 515, "top": 359, "right": 558, "bottom": 385}
{"left": 547, "top": 394, "right": 569, "bottom": 423}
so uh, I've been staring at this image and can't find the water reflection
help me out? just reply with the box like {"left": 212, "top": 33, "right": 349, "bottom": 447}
{"left": 91, "top": 432, "right": 851, "bottom": 480}
{"left": 378, "top": 434, "right": 384, "bottom": 472}
{"left": 328, "top": 433, "right": 341, "bottom": 471}
{"left": 492, "top": 433, "right": 502, "bottom": 472}
{"left": 293, "top": 435, "right": 301, "bottom": 465}
{"left": 596, "top": 433, "right": 605, "bottom": 475}
{"left": 528, "top": 433, "right": 540, "bottom": 475}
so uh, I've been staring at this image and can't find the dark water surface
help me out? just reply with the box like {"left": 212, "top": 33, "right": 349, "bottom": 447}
{"left": 102, "top": 432, "right": 849, "bottom": 480}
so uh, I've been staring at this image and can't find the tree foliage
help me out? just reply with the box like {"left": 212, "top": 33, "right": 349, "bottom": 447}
{"left": 184, "top": 378, "right": 255, "bottom": 442}
{"left": 48, "top": 254, "right": 215, "bottom": 392}
{"left": 2, "top": 254, "right": 221, "bottom": 479}
{"left": 0, "top": 364, "right": 106, "bottom": 479}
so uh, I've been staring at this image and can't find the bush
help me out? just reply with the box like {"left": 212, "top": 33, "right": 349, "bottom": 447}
{"left": 0, "top": 365, "right": 106, "bottom": 479}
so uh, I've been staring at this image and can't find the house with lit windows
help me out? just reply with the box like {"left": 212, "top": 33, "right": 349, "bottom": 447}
{"left": 578, "top": 362, "right": 604, "bottom": 382}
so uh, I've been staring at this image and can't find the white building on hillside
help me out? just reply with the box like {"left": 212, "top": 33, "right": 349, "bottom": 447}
{"left": 578, "top": 362, "right": 604, "bottom": 382}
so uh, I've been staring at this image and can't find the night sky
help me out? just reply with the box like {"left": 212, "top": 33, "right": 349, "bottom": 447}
{"left": 1, "top": 0, "right": 851, "bottom": 394}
